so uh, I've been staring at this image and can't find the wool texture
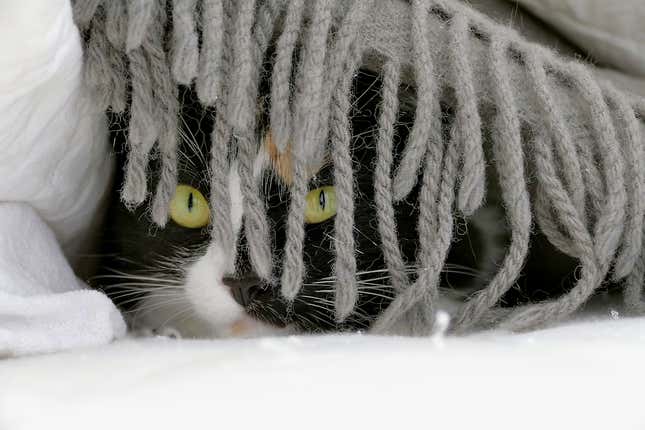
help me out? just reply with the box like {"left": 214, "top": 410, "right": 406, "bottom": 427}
{"left": 73, "top": 0, "right": 645, "bottom": 334}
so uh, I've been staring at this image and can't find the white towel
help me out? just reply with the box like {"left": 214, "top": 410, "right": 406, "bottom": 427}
{"left": 0, "top": 0, "right": 125, "bottom": 356}
{"left": 0, "top": 204, "right": 125, "bottom": 357}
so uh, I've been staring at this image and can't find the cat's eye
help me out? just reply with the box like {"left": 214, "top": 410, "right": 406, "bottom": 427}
{"left": 305, "top": 186, "right": 337, "bottom": 224}
{"left": 169, "top": 185, "right": 210, "bottom": 228}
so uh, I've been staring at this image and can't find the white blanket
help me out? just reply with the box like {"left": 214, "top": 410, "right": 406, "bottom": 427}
{"left": 0, "top": 0, "right": 125, "bottom": 356}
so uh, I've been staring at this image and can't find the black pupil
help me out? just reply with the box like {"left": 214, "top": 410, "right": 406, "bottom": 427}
{"left": 187, "top": 192, "right": 194, "bottom": 212}
{"left": 319, "top": 190, "right": 326, "bottom": 210}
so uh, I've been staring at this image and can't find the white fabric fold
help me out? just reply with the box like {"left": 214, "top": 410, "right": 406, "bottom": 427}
{"left": 0, "top": 0, "right": 124, "bottom": 356}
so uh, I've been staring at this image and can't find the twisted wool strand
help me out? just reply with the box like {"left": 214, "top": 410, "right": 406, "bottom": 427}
{"left": 454, "top": 35, "right": 531, "bottom": 332}
{"left": 74, "top": 0, "right": 645, "bottom": 333}
{"left": 374, "top": 60, "right": 409, "bottom": 294}
{"left": 281, "top": 0, "right": 334, "bottom": 302}
{"left": 236, "top": 0, "right": 285, "bottom": 281}
{"left": 269, "top": 0, "right": 306, "bottom": 153}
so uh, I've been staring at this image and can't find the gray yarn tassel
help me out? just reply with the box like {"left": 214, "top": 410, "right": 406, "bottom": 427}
{"left": 317, "top": 0, "right": 374, "bottom": 156}
{"left": 208, "top": 0, "right": 235, "bottom": 254}
{"left": 624, "top": 231, "right": 645, "bottom": 314}
{"left": 448, "top": 13, "right": 485, "bottom": 216}
{"left": 196, "top": 0, "right": 224, "bottom": 106}
{"left": 209, "top": 109, "right": 235, "bottom": 254}
{"left": 145, "top": 2, "right": 180, "bottom": 226}
{"left": 236, "top": 0, "right": 285, "bottom": 281}
{"left": 455, "top": 37, "right": 531, "bottom": 331}
{"left": 506, "top": 58, "right": 628, "bottom": 329}
{"left": 237, "top": 135, "right": 274, "bottom": 281}
{"left": 374, "top": 60, "right": 409, "bottom": 294}
{"left": 227, "top": 0, "right": 257, "bottom": 135}
{"left": 568, "top": 63, "right": 626, "bottom": 271}
{"left": 122, "top": 0, "right": 159, "bottom": 207}
{"left": 372, "top": 138, "right": 458, "bottom": 333}
{"left": 281, "top": 0, "right": 333, "bottom": 302}
{"left": 84, "top": 9, "right": 127, "bottom": 112}
{"left": 525, "top": 50, "right": 587, "bottom": 225}
{"left": 331, "top": 47, "right": 361, "bottom": 322}
{"left": 392, "top": 0, "right": 439, "bottom": 202}
{"left": 171, "top": 0, "right": 199, "bottom": 85}
{"left": 602, "top": 84, "right": 644, "bottom": 280}
{"left": 269, "top": 0, "right": 305, "bottom": 152}
{"left": 501, "top": 130, "right": 598, "bottom": 330}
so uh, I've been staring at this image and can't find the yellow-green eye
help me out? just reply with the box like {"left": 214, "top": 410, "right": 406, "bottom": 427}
{"left": 169, "top": 185, "right": 210, "bottom": 228}
{"left": 305, "top": 186, "right": 336, "bottom": 224}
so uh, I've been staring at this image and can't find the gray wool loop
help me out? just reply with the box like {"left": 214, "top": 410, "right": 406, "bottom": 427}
{"left": 602, "top": 84, "right": 644, "bottom": 280}
{"left": 524, "top": 51, "right": 587, "bottom": 224}
{"left": 500, "top": 130, "right": 600, "bottom": 331}
{"left": 448, "top": 13, "right": 486, "bottom": 217}
{"left": 170, "top": 0, "right": 199, "bottom": 85}
{"left": 392, "top": 0, "right": 437, "bottom": 202}
{"left": 331, "top": 46, "right": 361, "bottom": 323}
{"left": 624, "top": 231, "right": 645, "bottom": 314}
{"left": 454, "top": 37, "right": 531, "bottom": 331}
{"left": 374, "top": 60, "right": 409, "bottom": 294}
{"left": 269, "top": 0, "right": 306, "bottom": 152}
{"left": 567, "top": 63, "right": 627, "bottom": 273}
{"left": 372, "top": 137, "right": 459, "bottom": 334}
{"left": 531, "top": 130, "right": 592, "bottom": 261}
{"left": 196, "top": 0, "right": 224, "bottom": 106}
{"left": 76, "top": 0, "right": 645, "bottom": 334}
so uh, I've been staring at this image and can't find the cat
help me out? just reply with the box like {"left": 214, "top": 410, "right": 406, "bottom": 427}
{"left": 93, "top": 65, "right": 583, "bottom": 338}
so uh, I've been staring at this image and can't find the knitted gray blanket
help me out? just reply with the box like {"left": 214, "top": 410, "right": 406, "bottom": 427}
{"left": 73, "top": 0, "right": 645, "bottom": 334}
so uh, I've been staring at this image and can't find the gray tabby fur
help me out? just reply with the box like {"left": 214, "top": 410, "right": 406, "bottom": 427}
{"left": 73, "top": 0, "right": 645, "bottom": 334}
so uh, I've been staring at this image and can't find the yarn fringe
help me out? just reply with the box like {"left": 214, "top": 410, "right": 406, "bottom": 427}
{"left": 73, "top": 0, "right": 645, "bottom": 334}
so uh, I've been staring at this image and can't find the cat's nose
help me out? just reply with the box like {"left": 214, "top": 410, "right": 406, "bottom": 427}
{"left": 222, "top": 275, "right": 263, "bottom": 307}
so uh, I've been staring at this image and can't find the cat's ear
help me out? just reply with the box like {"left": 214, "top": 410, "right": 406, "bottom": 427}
{"left": 262, "top": 130, "right": 328, "bottom": 186}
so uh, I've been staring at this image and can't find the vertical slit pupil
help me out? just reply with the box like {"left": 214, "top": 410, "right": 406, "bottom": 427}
{"left": 188, "top": 192, "right": 194, "bottom": 212}
{"left": 319, "top": 190, "right": 326, "bottom": 210}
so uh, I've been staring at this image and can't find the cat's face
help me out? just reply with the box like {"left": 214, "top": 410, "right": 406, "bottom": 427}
{"left": 99, "top": 72, "right": 420, "bottom": 338}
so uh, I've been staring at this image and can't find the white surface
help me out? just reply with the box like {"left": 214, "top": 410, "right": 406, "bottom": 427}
{"left": 1, "top": 315, "right": 645, "bottom": 430}
{"left": 516, "top": 0, "right": 645, "bottom": 77}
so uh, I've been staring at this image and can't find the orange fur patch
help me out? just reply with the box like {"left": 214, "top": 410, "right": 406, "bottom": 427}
{"left": 263, "top": 130, "right": 329, "bottom": 186}
{"left": 264, "top": 131, "right": 294, "bottom": 185}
